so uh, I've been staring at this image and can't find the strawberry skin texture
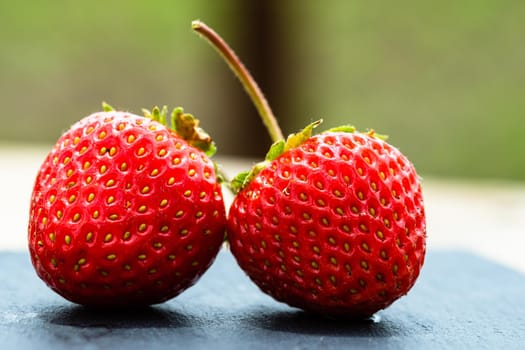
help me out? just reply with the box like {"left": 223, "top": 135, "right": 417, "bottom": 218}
{"left": 228, "top": 131, "right": 426, "bottom": 318}
{"left": 28, "top": 111, "right": 226, "bottom": 306}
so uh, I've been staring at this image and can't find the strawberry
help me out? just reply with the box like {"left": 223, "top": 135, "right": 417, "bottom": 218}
{"left": 28, "top": 104, "right": 226, "bottom": 307}
{"left": 228, "top": 126, "right": 426, "bottom": 318}
{"left": 193, "top": 20, "right": 426, "bottom": 318}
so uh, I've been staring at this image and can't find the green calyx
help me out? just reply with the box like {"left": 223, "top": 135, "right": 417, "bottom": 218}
{"left": 266, "top": 119, "right": 322, "bottom": 161}
{"left": 327, "top": 125, "right": 356, "bottom": 133}
{"left": 143, "top": 106, "right": 217, "bottom": 157}
{"left": 230, "top": 163, "right": 266, "bottom": 194}
{"left": 102, "top": 101, "right": 115, "bottom": 112}
{"left": 230, "top": 120, "right": 322, "bottom": 193}
{"left": 230, "top": 121, "right": 391, "bottom": 193}
{"left": 327, "top": 125, "right": 388, "bottom": 140}
{"left": 102, "top": 102, "right": 216, "bottom": 157}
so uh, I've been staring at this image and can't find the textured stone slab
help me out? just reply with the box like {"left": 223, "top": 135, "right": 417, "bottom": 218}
{"left": 1, "top": 249, "right": 524, "bottom": 349}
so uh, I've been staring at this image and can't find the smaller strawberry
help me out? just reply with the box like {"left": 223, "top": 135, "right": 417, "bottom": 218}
{"left": 28, "top": 103, "right": 226, "bottom": 307}
{"left": 193, "top": 20, "right": 426, "bottom": 319}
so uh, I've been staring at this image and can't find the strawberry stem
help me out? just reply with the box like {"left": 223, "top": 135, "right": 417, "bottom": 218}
{"left": 192, "top": 20, "right": 284, "bottom": 143}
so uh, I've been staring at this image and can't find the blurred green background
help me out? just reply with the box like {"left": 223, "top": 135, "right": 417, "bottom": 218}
{"left": 1, "top": 1, "right": 524, "bottom": 180}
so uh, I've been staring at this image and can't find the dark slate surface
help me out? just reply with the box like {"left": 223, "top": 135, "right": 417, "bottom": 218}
{"left": 1, "top": 249, "right": 524, "bottom": 350}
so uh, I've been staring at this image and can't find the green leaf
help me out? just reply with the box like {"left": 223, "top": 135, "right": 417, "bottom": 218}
{"left": 229, "top": 120, "right": 325, "bottom": 193}
{"left": 215, "top": 165, "right": 225, "bottom": 184}
{"left": 170, "top": 107, "right": 184, "bottom": 128}
{"left": 231, "top": 171, "right": 250, "bottom": 194}
{"left": 141, "top": 106, "right": 218, "bottom": 157}
{"left": 142, "top": 108, "right": 152, "bottom": 119}
{"left": 151, "top": 106, "right": 161, "bottom": 122}
{"left": 102, "top": 101, "right": 114, "bottom": 112}
{"left": 203, "top": 142, "right": 217, "bottom": 157}
{"left": 172, "top": 107, "right": 217, "bottom": 157}
{"left": 284, "top": 119, "right": 322, "bottom": 152}
{"left": 367, "top": 129, "right": 389, "bottom": 141}
{"left": 229, "top": 161, "right": 268, "bottom": 193}
{"left": 326, "top": 125, "right": 388, "bottom": 140}
{"left": 327, "top": 125, "right": 356, "bottom": 133}
{"left": 159, "top": 106, "right": 168, "bottom": 125}
{"left": 143, "top": 106, "right": 168, "bottom": 127}
{"left": 265, "top": 140, "right": 285, "bottom": 161}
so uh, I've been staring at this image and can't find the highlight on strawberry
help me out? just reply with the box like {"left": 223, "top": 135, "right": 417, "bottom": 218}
{"left": 193, "top": 20, "right": 426, "bottom": 319}
{"left": 28, "top": 103, "right": 226, "bottom": 307}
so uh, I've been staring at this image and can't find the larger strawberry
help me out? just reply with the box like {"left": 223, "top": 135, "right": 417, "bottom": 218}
{"left": 28, "top": 104, "right": 226, "bottom": 307}
{"left": 228, "top": 126, "right": 426, "bottom": 318}
{"left": 193, "top": 21, "right": 426, "bottom": 318}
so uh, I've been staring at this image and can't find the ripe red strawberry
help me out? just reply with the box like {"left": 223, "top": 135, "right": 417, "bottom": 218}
{"left": 28, "top": 104, "right": 226, "bottom": 307}
{"left": 193, "top": 20, "right": 426, "bottom": 318}
{"left": 228, "top": 127, "right": 426, "bottom": 318}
